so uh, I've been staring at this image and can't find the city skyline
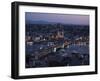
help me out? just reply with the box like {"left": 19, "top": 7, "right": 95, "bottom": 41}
{"left": 25, "top": 12, "right": 89, "bottom": 68}
{"left": 25, "top": 12, "right": 89, "bottom": 25}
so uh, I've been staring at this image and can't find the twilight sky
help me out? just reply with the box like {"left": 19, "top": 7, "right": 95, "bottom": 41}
{"left": 25, "top": 12, "right": 89, "bottom": 25}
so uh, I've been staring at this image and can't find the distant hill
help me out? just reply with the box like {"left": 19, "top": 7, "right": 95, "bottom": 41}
{"left": 26, "top": 20, "right": 89, "bottom": 26}
{"left": 26, "top": 20, "right": 57, "bottom": 24}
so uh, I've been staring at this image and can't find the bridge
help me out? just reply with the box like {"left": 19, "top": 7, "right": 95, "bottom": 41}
{"left": 34, "top": 39, "right": 88, "bottom": 59}
{"left": 35, "top": 42, "right": 70, "bottom": 59}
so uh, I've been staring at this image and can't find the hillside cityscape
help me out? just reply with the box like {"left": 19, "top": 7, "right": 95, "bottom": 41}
{"left": 25, "top": 22, "right": 89, "bottom": 68}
